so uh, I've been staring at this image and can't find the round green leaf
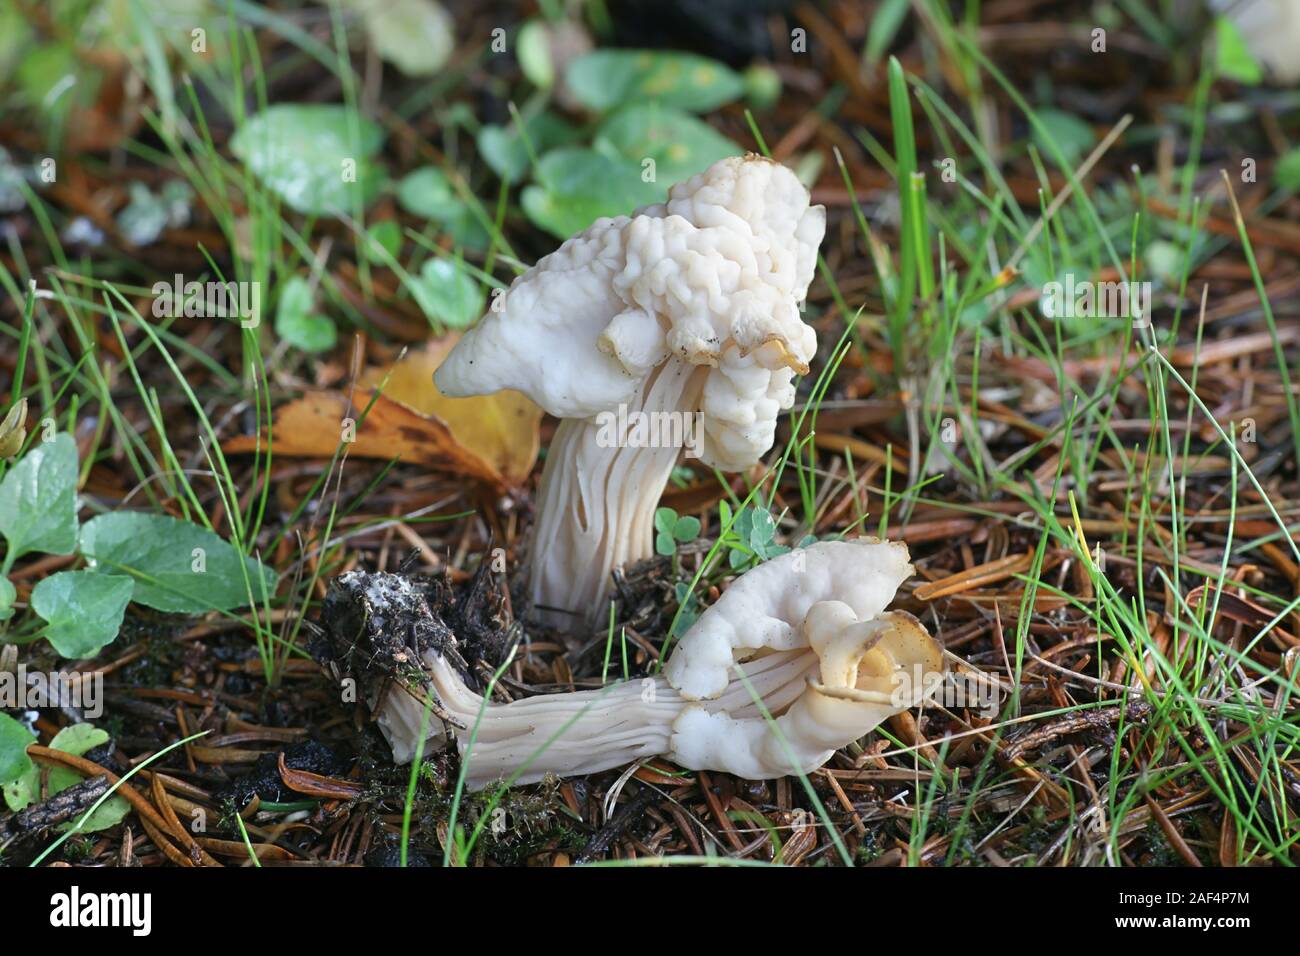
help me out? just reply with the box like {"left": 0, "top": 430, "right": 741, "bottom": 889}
{"left": 522, "top": 147, "right": 660, "bottom": 238}
{"left": 18, "top": 41, "right": 102, "bottom": 120}
{"left": 673, "top": 515, "right": 701, "bottom": 542}
{"left": 0, "top": 5, "right": 32, "bottom": 83}
{"left": 396, "top": 166, "right": 462, "bottom": 220}
{"left": 0, "top": 432, "right": 79, "bottom": 562}
{"left": 4, "top": 723, "right": 129, "bottom": 831}
{"left": 293, "top": 316, "right": 336, "bottom": 354}
{"left": 0, "top": 575, "right": 15, "bottom": 623}
{"left": 655, "top": 531, "right": 676, "bottom": 557}
{"left": 477, "top": 112, "right": 579, "bottom": 182}
{"left": 1276, "top": 148, "right": 1300, "bottom": 191}
{"left": 565, "top": 49, "right": 744, "bottom": 113}
{"left": 739, "top": 507, "right": 777, "bottom": 550}
{"left": 594, "top": 103, "right": 741, "bottom": 190}
{"left": 31, "top": 570, "right": 134, "bottom": 659}
{"left": 654, "top": 507, "right": 677, "bottom": 535}
{"left": 0, "top": 713, "right": 34, "bottom": 788}
{"left": 364, "top": 220, "right": 403, "bottom": 262}
{"left": 1144, "top": 240, "right": 1183, "bottom": 286}
{"left": 230, "top": 104, "right": 385, "bottom": 216}
{"left": 1031, "top": 109, "right": 1095, "bottom": 166}
{"left": 275, "top": 276, "right": 337, "bottom": 353}
{"left": 78, "top": 512, "right": 278, "bottom": 614}
{"left": 440, "top": 209, "right": 492, "bottom": 252}
{"left": 409, "top": 258, "right": 485, "bottom": 329}
{"left": 743, "top": 64, "right": 782, "bottom": 110}
{"left": 396, "top": 168, "right": 490, "bottom": 250}
{"left": 353, "top": 0, "right": 453, "bottom": 77}
{"left": 49, "top": 723, "right": 109, "bottom": 756}
{"left": 517, "top": 19, "right": 554, "bottom": 88}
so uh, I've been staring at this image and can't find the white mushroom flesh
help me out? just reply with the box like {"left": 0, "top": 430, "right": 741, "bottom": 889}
{"left": 434, "top": 155, "right": 825, "bottom": 628}
{"left": 373, "top": 539, "right": 945, "bottom": 789}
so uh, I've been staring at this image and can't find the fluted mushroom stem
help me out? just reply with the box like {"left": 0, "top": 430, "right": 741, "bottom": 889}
{"left": 528, "top": 358, "right": 707, "bottom": 631}
{"left": 415, "top": 648, "right": 818, "bottom": 789}
{"left": 383, "top": 611, "right": 935, "bottom": 788}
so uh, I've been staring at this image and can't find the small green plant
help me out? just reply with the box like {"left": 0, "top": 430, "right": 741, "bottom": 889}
{"left": 0, "top": 430, "right": 277, "bottom": 659}
{"left": 653, "top": 507, "right": 700, "bottom": 557}
{"left": 477, "top": 45, "right": 749, "bottom": 239}
{"left": 3, "top": 723, "right": 129, "bottom": 833}
{"left": 717, "top": 501, "right": 815, "bottom": 570}
{"left": 0, "top": 713, "right": 35, "bottom": 795}
{"left": 670, "top": 581, "right": 701, "bottom": 639}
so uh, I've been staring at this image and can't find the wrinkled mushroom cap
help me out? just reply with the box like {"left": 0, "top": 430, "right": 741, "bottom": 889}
{"left": 664, "top": 539, "right": 946, "bottom": 779}
{"left": 434, "top": 155, "right": 826, "bottom": 471}
{"left": 664, "top": 538, "right": 917, "bottom": 700}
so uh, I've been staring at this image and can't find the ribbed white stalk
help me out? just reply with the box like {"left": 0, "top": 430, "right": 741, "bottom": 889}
{"left": 528, "top": 358, "right": 707, "bottom": 630}
{"left": 417, "top": 649, "right": 818, "bottom": 789}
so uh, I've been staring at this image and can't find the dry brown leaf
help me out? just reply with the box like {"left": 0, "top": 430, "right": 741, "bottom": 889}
{"left": 223, "top": 337, "right": 542, "bottom": 489}
{"left": 223, "top": 389, "right": 506, "bottom": 488}
{"left": 358, "top": 337, "right": 542, "bottom": 485}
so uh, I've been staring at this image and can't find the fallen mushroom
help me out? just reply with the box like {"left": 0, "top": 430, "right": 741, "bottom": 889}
{"left": 334, "top": 538, "right": 943, "bottom": 790}
{"left": 434, "top": 154, "right": 825, "bottom": 629}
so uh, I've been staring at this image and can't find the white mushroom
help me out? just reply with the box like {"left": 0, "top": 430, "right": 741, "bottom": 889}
{"left": 434, "top": 155, "right": 825, "bottom": 629}
{"left": 1211, "top": 0, "right": 1300, "bottom": 83}
{"left": 368, "top": 539, "right": 944, "bottom": 790}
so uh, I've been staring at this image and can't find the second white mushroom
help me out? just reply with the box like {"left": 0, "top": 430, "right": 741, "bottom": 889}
{"left": 369, "top": 538, "right": 944, "bottom": 790}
